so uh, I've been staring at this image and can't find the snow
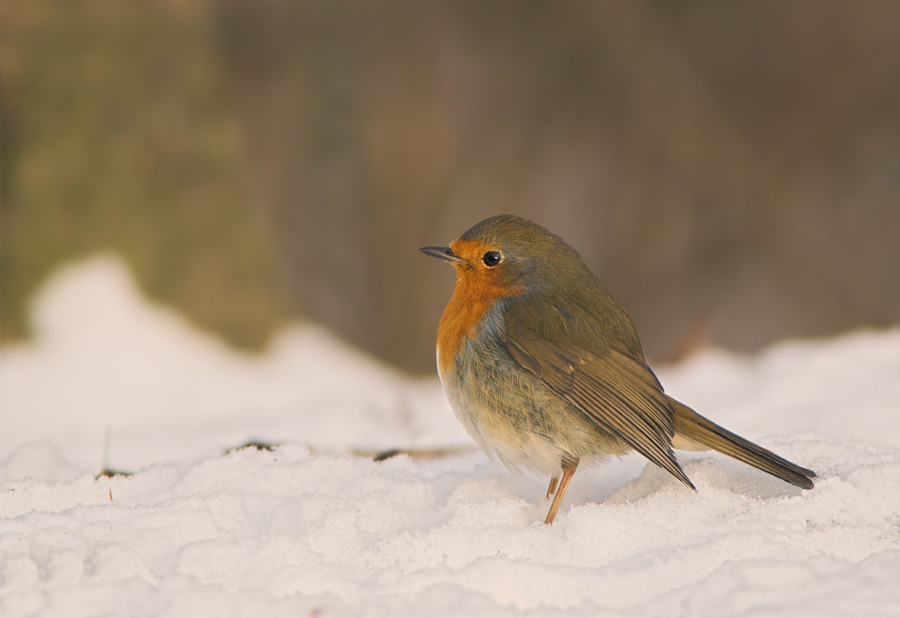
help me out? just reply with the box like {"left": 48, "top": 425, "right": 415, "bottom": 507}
{"left": 1, "top": 254, "right": 899, "bottom": 617}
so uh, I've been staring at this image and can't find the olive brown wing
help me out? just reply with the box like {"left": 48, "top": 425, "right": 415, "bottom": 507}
{"left": 504, "top": 335, "right": 695, "bottom": 490}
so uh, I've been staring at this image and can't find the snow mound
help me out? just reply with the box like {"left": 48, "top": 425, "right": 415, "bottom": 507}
{"left": 0, "top": 255, "right": 465, "bottom": 473}
{"left": 1, "top": 255, "right": 899, "bottom": 616}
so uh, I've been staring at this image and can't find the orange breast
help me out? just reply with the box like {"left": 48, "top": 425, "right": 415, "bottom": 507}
{"left": 437, "top": 267, "right": 520, "bottom": 374}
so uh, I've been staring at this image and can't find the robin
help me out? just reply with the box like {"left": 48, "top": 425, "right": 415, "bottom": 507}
{"left": 421, "top": 215, "right": 815, "bottom": 525}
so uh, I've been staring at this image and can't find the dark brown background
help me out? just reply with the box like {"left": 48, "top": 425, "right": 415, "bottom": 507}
{"left": 3, "top": 1, "right": 899, "bottom": 374}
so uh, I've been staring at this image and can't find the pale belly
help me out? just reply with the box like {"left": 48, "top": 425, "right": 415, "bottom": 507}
{"left": 437, "top": 334, "right": 629, "bottom": 476}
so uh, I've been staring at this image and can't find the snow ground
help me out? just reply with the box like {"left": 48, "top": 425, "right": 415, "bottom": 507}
{"left": 1, "top": 255, "right": 899, "bottom": 617}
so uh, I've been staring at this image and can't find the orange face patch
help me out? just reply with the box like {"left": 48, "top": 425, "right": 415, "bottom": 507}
{"left": 436, "top": 239, "right": 520, "bottom": 373}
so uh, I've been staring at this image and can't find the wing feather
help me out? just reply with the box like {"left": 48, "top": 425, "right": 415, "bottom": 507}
{"left": 505, "top": 334, "right": 695, "bottom": 490}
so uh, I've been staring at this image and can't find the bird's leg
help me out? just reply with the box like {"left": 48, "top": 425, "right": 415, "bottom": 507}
{"left": 546, "top": 476, "right": 559, "bottom": 499}
{"left": 544, "top": 458, "right": 579, "bottom": 525}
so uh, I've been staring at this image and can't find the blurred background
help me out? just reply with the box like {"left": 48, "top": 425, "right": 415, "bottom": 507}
{"left": 2, "top": 0, "right": 899, "bottom": 376}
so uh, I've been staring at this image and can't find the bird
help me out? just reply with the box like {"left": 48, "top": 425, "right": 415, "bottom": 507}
{"left": 421, "top": 214, "right": 815, "bottom": 524}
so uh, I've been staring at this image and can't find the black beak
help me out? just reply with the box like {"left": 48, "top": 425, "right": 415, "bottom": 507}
{"left": 420, "top": 246, "right": 466, "bottom": 265}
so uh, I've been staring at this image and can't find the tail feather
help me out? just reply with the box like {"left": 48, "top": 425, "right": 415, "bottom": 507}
{"left": 669, "top": 398, "right": 816, "bottom": 490}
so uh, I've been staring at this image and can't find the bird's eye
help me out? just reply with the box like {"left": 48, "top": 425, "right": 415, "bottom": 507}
{"left": 482, "top": 251, "right": 502, "bottom": 267}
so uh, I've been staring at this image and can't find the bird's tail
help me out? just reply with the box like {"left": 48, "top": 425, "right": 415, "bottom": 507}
{"left": 669, "top": 397, "right": 816, "bottom": 490}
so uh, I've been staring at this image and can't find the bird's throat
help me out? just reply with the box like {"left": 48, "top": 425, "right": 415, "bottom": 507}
{"left": 436, "top": 272, "right": 521, "bottom": 374}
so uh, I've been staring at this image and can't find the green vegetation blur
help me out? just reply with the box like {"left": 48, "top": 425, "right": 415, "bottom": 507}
{"left": 0, "top": 1, "right": 290, "bottom": 350}
{"left": 2, "top": 1, "right": 900, "bottom": 375}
